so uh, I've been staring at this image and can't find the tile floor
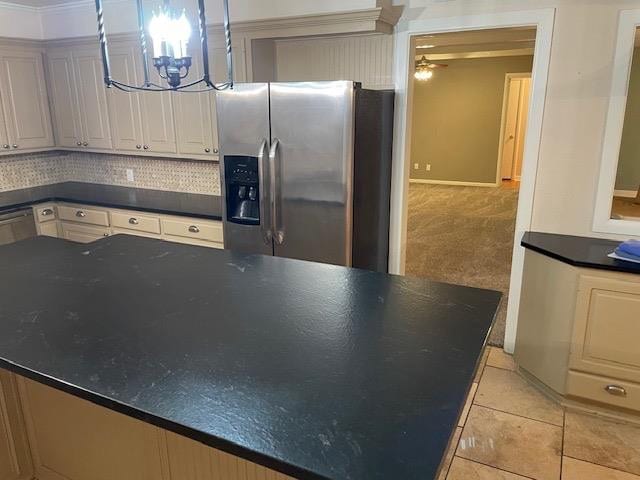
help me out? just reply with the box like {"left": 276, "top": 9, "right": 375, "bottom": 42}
{"left": 439, "top": 347, "right": 640, "bottom": 480}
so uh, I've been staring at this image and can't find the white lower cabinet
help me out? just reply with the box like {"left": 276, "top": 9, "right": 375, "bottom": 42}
{"left": 0, "top": 371, "right": 33, "bottom": 480}
{"left": 33, "top": 202, "right": 223, "bottom": 248}
{"left": 60, "top": 222, "right": 110, "bottom": 244}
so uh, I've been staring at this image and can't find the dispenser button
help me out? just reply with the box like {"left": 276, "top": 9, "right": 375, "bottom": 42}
{"left": 248, "top": 187, "right": 257, "bottom": 201}
{"left": 238, "top": 186, "right": 247, "bottom": 199}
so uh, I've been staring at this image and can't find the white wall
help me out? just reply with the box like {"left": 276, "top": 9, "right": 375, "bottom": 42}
{"left": 275, "top": 34, "right": 394, "bottom": 89}
{"left": 397, "top": 0, "right": 640, "bottom": 241}
{"left": 0, "top": 0, "right": 388, "bottom": 40}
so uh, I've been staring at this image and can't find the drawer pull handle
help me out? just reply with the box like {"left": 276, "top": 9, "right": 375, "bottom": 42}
{"left": 605, "top": 385, "right": 627, "bottom": 397}
{"left": 76, "top": 211, "right": 86, "bottom": 218}
{"left": 129, "top": 218, "right": 139, "bottom": 225}
{"left": 188, "top": 225, "right": 200, "bottom": 233}
{"left": 82, "top": 142, "right": 88, "bottom": 147}
{"left": 41, "top": 208, "right": 54, "bottom": 216}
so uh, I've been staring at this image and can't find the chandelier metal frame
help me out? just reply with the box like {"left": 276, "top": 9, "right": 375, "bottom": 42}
{"left": 94, "top": 0, "right": 234, "bottom": 92}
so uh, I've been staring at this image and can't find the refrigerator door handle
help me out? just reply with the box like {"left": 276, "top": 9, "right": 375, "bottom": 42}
{"left": 269, "top": 138, "right": 284, "bottom": 245}
{"left": 258, "top": 138, "right": 272, "bottom": 244}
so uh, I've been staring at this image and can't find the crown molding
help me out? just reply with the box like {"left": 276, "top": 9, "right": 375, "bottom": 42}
{"left": 0, "top": 0, "right": 37, "bottom": 12}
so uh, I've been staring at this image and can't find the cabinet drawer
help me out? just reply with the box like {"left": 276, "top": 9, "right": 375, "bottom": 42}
{"left": 35, "top": 205, "right": 56, "bottom": 223}
{"left": 570, "top": 274, "right": 640, "bottom": 383}
{"left": 162, "top": 218, "right": 223, "bottom": 244}
{"left": 58, "top": 205, "right": 109, "bottom": 227}
{"left": 111, "top": 212, "right": 160, "bottom": 234}
{"left": 60, "top": 222, "right": 110, "bottom": 244}
{"left": 567, "top": 370, "right": 640, "bottom": 412}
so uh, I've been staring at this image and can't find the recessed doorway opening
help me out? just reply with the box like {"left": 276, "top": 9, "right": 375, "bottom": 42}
{"left": 405, "top": 27, "right": 537, "bottom": 347}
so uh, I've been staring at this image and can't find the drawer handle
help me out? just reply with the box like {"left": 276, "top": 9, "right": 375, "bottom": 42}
{"left": 605, "top": 385, "right": 627, "bottom": 397}
{"left": 188, "top": 225, "right": 200, "bottom": 233}
{"left": 129, "top": 218, "right": 139, "bottom": 225}
{"left": 76, "top": 210, "right": 86, "bottom": 218}
{"left": 41, "top": 208, "right": 54, "bottom": 216}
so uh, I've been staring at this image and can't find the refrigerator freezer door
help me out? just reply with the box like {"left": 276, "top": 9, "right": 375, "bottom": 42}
{"left": 270, "top": 81, "right": 356, "bottom": 266}
{"left": 216, "top": 83, "right": 273, "bottom": 256}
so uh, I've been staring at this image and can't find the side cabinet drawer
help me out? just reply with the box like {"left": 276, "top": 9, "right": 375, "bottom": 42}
{"left": 162, "top": 218, "right": 223, "bottom": 244}
{"left": 567, "top": 370, "right": 640, "bottom": 412}
{"left": 35, "top": 205, "right": 56, "bottom": 223}
{"left": 570, "top": 274, "right": 640, "bottom": 383}
{"left": 112, "top": 212, "right": 161, "bottom": 234}
{"left": 58, "top": 205, "right": 110, "bottom": 227}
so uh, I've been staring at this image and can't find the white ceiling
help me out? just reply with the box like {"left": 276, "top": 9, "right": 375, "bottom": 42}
{"left": 414, "top": 27, "right": 537, "bottom": 59}
{"left": 3, "top": 0, "right": 75, "bottom": 6}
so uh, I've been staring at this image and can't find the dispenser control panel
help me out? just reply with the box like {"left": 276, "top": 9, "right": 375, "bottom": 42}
{"left": 224, "top": 155, "right": 260, "bottom": 226}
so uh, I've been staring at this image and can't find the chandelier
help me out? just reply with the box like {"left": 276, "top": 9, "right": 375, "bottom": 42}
{"left": 94, "top": 0, "right": 234, "bottom": 92}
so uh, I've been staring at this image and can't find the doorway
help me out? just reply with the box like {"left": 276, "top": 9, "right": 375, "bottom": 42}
{"left": 499, "top": 73, "right": 531, "bottom": 182}
{"left": 404, "top": 27, "right": 536, "bottom": 347}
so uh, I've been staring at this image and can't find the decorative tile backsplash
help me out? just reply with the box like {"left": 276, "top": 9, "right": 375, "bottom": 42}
{"left": 0, "top": 151, "right": 221, "bottom": 195}
{"left": 0, "top": 151, "right": 67, "bottom": 192}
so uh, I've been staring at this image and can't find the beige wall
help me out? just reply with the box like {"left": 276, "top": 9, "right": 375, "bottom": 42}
{"left": 401, "top": 0, "right": 640, "bottom": 241}
{"left": 616, "top": 45, "right": 640, "bottom": 192}
{"left": 409, "top": 55, "right": 533, "bottom": 183}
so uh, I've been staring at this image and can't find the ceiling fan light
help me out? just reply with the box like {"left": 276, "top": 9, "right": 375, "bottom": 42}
{"left": 414, "top": 69, "right": 433, "bottom": 81}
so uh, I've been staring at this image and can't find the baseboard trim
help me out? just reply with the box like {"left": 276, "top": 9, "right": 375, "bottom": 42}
{"left": 614, "top": 189, "right": 638, "bottom": 198}
{"left": 409, "top": 178, "right": 499, "bottom": 187}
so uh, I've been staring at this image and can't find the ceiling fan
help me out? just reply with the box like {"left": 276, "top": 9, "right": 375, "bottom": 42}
{"left": 414, "top": 55, "right": 448, "bottom": 81}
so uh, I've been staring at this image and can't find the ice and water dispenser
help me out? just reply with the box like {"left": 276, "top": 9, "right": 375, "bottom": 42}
{"left": 224, "top": 156, "right": 260, "bottom": 225}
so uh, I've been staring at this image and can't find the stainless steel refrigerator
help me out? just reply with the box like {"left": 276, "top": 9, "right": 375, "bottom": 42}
{"left": 216, "top": 81, "right": 394, "bottom": 272}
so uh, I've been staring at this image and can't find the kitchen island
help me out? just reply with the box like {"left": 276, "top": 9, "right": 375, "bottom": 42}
{"left": 0, "top": 235, "right": 500, "bottom": 480}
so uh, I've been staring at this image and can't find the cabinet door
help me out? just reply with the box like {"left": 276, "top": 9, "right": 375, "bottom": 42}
{"left": 0, "top": 97, "right": 8, "bottom": 151}
{"left": 570, "top": 274, "right": 640, "bottom": 383}
{"left": 139, "top": 59, "right": 177, "bottom": 154}
{"left": 72, "top": 47, "right": 112, "bottom": 150}
{"left": 19, "top": 378, "right": 166, "bottom": 480}
{"left": 0, "top": 49, "right": 54, "bottom": 150}
{"left": 106, "top": 44, "right": 144, "bottom": 152}
{"left": 0, "top": 371, "right": 33, "bottom": 480}
{"left": 172, "top": 46, "right": 215, "bottom": 158}
{"left": 47, "top": 49, "right": 82, "bottom": 148}
{"left": 60, "top": 222, "right": 109, "bottom": 243}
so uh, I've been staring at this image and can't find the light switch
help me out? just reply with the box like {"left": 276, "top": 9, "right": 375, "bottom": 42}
{"left": 414, "top": 163, "right": 419, "bottom": 170}
{"left": 126, "top": 169, "right": 135, "bottom": 182}
{"left": 426, "top": 164, "right": 431, "bottom": 171}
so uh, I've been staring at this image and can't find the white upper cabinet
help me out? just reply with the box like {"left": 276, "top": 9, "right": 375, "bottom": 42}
{"left": 72, "top": 46, "right": 113, "bottom": 150}
{"left": 107, "top": 42, "right": 176, "bottom": 154}
{"left": 0, "top": 100, "right": 8, "bottom": 151}
{"left": 47, "top": 49, "right": 82, "bottom": 148}
{"left": 0, "top": 48, "right": 54, "bottom": 150}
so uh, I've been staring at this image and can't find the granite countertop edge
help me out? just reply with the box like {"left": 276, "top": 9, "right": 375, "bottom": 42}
{"left": 0, "top": 182, "right": 222, "bottom": 220}
{"left": 521, "top": 231, "right": 640, "bottom": 275}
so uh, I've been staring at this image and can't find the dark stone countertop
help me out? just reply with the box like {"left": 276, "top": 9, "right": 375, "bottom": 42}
{"left": 521, "top": 231, "right": 640, "bottom": 275}
{"left": 0, "top": 182, "right": 221, "bottom": 220}
{"left": 0, "top": 235, "right": 500, "bottom": 480}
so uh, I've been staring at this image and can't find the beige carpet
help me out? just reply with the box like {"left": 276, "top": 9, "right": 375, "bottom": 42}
{"left": 405, "top": 182, "right": 519, "bottom": 346}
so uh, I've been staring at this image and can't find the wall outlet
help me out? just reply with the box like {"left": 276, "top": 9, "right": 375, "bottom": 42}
{"left": 126, "top": 168, "right": 135, "bottom": 182}
{"left": 426, "top": 164, "right": 431, "bottom": 172}
{"left": 414, "top": 163, "right": 419, "bottom": 170}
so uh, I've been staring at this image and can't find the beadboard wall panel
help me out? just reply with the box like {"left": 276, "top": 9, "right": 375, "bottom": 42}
{"left": 275, "top": 33, "right": 394, "bottom": 89}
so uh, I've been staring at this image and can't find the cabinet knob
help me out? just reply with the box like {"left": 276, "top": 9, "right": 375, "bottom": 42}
{"left": 605, "top": 385, "right": 627, "bottom": 397}
{"left": 76, "top": 210, "right": 86, "bottom": 218}
{"left": 188, "top": 225, "right": 200, "bottom": 233}
{"left": 143, "top": 145, "right": 149, "bottom": 150}
{"left": 76, "top": 141, "right": 82, "bottom": 146}
{"left": 136, "top": 144, "right": 142, "bottom": 149}
{"left": 129, "top": 217, "right": 139, "bottom": 225}
{"left": 103, "top": 233, "right": 109, "bottom": 237}
{"left": 204, "top": 148, "right": 211, "bottom": 153}
{"left": 41, "top": 208, "right": 54, "bottom": 216}
{"left": 12, "top": 144, "right": 18, "bottom": 149}
{"left": 213, "top": 148, "right": 219, "bottom": 154}
{"left": 2, "top": 144, "right": 9, "bottom": 149}
{"left": 82, "top": 142, "right": 88, "bottom": 147}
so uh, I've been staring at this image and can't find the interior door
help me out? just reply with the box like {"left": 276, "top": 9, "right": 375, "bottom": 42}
{"left": 0, "top": 49, "right": 54, "bottom": 150}
{"left": 500, "top": 78, "right": 522, "bottom": 180}
{"left": 269, "top": 81, "right": 355, "bottom": 266}
{"left": 73, "top": 47, "right": 112, "bottom": 150}
{"left": 47, "top": 49, "right": 83, "bottom": 148}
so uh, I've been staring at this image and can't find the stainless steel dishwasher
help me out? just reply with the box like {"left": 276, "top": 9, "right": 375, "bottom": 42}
{"left": 0, "top": 208, "right": 37, "bottom": 246}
